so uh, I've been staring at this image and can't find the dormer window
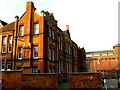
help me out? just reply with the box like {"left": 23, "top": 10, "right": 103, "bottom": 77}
{"left": 19, "top": 25, "right": 24, "bottom": 36}
{"left": 34, "top": 23, "right": 39, "bottom": 34}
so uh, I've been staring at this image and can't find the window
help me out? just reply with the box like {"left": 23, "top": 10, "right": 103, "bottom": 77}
{"left": 58, "top": 37, "right": 61, "bottom": 50}
{"left": 49, "top": 28, "right": 52, "bottom": 37}
{"left": 2, "top": 37, "right": 6, "bottom": 53}
{"left": 49, "top": 48, "right": 55, "bottom": 61}
{"left": 8, "top": 36, "right": 12, "bottom": 52}
{"left": 52, "top": 49, "right": 55, "bottom": 61}
{"left": 18, "top": 47, "right": 22, "bottom": 59}
{"left": 105, "top": 58, "right": 108, "bottom": 60}
{"left": 1, "top": 61, "right": 5, "bottom": 71}
{"left": 19, "top": 25, "right": 24, "bottom": 36}
{"left": 17, "top": 67, "right": 22, "bottom": 70}
{"left": 34, "top": 23, "right": 39, "bottom": 34}
{"left": 33, "top": 67, "right": 38, "bottom": 73}
{"left": 33, "top": 46, "right": 38, "bottom": 59}
{"left": 7, "top": 61, "right": 11, "bottom": 70}
{"left": 52, "top": 30, "right": 54, "bottom": 39}
{"left": 49, "top": 68, "right": 55, "bottom": 73}
{"left": 49, "top": 48, "right": 52, "bottom": 60}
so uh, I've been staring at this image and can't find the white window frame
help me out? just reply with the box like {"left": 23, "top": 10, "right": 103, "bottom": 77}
{"left": 33, "top": 46, "right": 38, "bottom": 59}
{"left": 18, "top": 47, "right": 22, "bottom": 60}
{"left": 49, "top": 48, "right": 52, "bottom": 60}
{"left": 8, "top": 36, "right": 13, "bottom": 52}
{"left": 19, "top": 25, "right": 24, "bottom": 36}
{"left": 7, "top": 61, "right": 11, "bottom": 71}
{"left": 1, "top": 61, "right": 5, "bottom": 71}
{"left": 2, "top": 37, "right": 6, "bottom": 53}
{"left": 33, "top": 67, "right": 38, "bottom": 74}
{"left": 34, "top": 23, "right": 39, "bottom": 34}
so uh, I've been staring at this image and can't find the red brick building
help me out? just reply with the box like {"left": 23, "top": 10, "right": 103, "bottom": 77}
{"left": 86, "top": 44, "right": 120, "bottom": 78}
{"left": 0, "top": 1, "right": 86, "bottom": 74}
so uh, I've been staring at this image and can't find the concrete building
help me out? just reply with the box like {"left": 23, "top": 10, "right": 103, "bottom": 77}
{"left": 0, "top": 1, "right": 86, "bottom": 74}
{"left": 86, "top": 43, "right": 120, "bottom": 78}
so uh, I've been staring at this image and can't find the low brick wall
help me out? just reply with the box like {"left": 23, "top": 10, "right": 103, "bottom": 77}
{"left": 1, "top": 71, "right": 101, "bottom": 89}
{"left": 22, "top": 73, "right": 58, "bottom": 89}
{"left": 1, "top": 71, "right": 58, "bottom": 89}
{"left": 69, "top": 72, "right": 102, "bottom": 89}
{"left": 0, "top": 71, "right": 22, "bottom": 89}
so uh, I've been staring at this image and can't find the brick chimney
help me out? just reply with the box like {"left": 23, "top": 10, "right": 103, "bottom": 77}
{"left": 24, "top": 2, "right": 35, "bottom": 45}
{"left": 66, "top": 25, "right": 69, "bottom": 30}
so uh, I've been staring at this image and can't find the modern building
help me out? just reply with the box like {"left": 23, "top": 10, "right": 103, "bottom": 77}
{"left": 0, "top": 1, "right": 86, "bottom": 74}
{"left": 86, "top": 43, "right": 120, "bottom": 78}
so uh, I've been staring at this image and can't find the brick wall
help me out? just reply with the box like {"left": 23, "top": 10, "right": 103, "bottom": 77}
{"left": 22, "top": 73, "right": 58, "bottom": 89}
{"left": 0, "top": 71, "right": 22, "bottom": 89}
{"left": 1, "top": 71, "right": 101, "bottom": 89}
{"left": 1, "top": 71, "right": 58, "bottom": 89}
{"left": 69, "top": 72, "right": 102, "bottom": 89}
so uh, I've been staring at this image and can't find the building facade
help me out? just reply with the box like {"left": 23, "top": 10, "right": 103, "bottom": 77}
{"left": 86, "top": 44, "right": 120, "bottom": 78}
{"left": 0, "top": 2, "right": 86, "bottom": 74}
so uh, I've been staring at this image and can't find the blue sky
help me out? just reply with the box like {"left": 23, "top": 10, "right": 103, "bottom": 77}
{"left": 0, "top": 0, "right": 119, "bottom": 52}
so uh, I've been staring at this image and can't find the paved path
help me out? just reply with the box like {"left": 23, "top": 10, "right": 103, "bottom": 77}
{"left": 58, "top": 82, "right": 70, "bottom": 90}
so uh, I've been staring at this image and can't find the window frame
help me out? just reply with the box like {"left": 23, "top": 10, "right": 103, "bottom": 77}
{"left": 18, "top": 47, "right": 22, "bottom": 60}
{"left": 19, "top": 25, "right": 24, "bottom": 36}
{"left": 8, "top": 36, "right": 13, "bottom": 52}
{"left": 33, "top": 46, "right": 38, "bottom": 59}
{"left": 6, "top": 61, "right": 11, "bottom": 71}
{"left": 1, "top": 61, "right": 5, "bottom": 71}
{"left": 33, "top": 67, "right": 38, "bottom": 74}
{"left": 34, "top": 23, "right": 39, "bottom": 34}
{"left": 2, "top": 36, "right": 6, "bottom": 53}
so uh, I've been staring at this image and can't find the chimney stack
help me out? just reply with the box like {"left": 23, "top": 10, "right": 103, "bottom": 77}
{"left": 66, "top": 25, "right": 69, "bottom": 30}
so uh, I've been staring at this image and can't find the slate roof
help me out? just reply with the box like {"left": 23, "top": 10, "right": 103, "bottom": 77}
{"left": 113, "top": 43, "right": 120, "bottom": 48}
{"left": 1, "top": 22, "right": 15, "bottom": 32}
{"left": 0, "top": 20, "right": 7, "bottom": 26}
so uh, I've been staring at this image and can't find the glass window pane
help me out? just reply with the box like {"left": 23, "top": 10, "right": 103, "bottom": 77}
{"left": 34, "top": 23, "right": 39, "bottom": 34}
{"left": 20, "top": 25, "right": 24, "bottom": 36}
{"left": 2, "top": 37, "right": 6, "bottom": 53}
{"left": 18, "top": 47, "right": 22, "bottom": 59}
{"left": 33, "top": 46, "right": 38, "bottom": 58}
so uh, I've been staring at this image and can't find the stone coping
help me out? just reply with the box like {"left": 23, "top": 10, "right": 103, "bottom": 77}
{"left": 69, "top": 72, "right": 101, "bottom": 74}
{"left": 0, "top": 70, "right": 22, "bottom": 72}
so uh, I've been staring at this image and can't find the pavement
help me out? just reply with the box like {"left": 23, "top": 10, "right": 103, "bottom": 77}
{"left": 58, "top": 82, "right": 70, "bottom": 90}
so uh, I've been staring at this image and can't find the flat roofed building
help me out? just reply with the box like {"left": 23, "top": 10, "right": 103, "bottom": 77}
{"left": 86, "top": 44, "right": 120, "bottom": 78}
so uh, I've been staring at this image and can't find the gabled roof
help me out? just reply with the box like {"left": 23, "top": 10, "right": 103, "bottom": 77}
{"left": 63, "top": 30, "right": 71, "bottom": 40}
{"left": 113, "top": 43, "right": 120, "bottom": 48}
{"left": 0, "top": 20, "right": 7, "bottom": 26}
{"left": 1, "top": 22, "right": 15, "bottom": 32}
